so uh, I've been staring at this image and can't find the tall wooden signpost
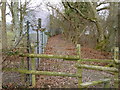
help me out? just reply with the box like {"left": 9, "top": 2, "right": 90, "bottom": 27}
{"left": 36, "top": 18, "right": 41, "bottom": 70}
{"left": 26, "top": 21, "right": 32, "bottom": 85}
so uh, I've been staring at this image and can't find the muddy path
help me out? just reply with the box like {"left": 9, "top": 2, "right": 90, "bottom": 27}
{"left": 36, "top": 34, "right": 114, "bottom": 88}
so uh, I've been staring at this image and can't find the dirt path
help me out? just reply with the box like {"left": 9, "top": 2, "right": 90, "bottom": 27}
{"left": 36, "top": 34, "right": 114, "bottom": 88}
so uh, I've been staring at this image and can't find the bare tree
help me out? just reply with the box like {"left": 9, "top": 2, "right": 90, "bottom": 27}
{"left": 1, "top": 1, "right": 7, "bottom": 50}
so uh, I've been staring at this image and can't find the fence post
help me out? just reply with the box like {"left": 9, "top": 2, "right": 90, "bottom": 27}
{"left": 104, "top": 81, "right": 110, "bottom": 88}
{"left": 39, "top": 19, "right": 44, "bottom": 54}
{"left": 76, "top": 44, "right": 82, "bottom": 88}
{"left": 103, "top": 77, "right": 110, "bottom": 88}
{"left": 114, "top": 47, "right": 119, "bottom": 88}
{"left": 20, "top": 57, "right": 25, "bottom": 84}
{"left": 36, "top": 18, "right": 41, "bottom": 70}
{"left": 26, "top": 21, "right": 32, "bottom": 85}
{"left": 30, "top": 44, "right": 36, "bottom": 87}
{"left": 31, "top": 58, "right": 36, "bottom": 87}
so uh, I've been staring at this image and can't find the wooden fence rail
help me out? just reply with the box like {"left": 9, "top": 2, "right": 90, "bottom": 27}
{"left": 19, "top": 53, "right": 80, "bottom": 60}
{"left": 80, "top": 78, "right": 111, "bottom": 88}
{"left": 3, "top": 44, "right": 119, "bottom": 88}
{"left": 19, "top": 53, "right": 120, "bottom": 63}
{"left": 3, "top": 68, "right": 80, "bottom": 77}
{"left": 76, "top": 64, "right": 118, "bottom": 72}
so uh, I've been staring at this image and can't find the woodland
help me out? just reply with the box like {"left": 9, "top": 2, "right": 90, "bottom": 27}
{"left": 0, "top": 0, "right": 119, "bottom": 89}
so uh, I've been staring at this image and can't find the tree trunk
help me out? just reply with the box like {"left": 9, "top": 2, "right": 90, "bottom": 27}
{"left": 107, "top": 2, "right": 118, "bottom": 49}
{"left": 88, "top": 1, "right": 107, "bottom": 50}
{"left": 1, "top": 2, "right": 7, "bottom": 50}
{"left": 13, "top": 1, "right": 20, "bottom": 45}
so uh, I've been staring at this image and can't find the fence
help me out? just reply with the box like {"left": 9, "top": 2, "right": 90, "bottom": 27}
{"left": 25, "top": 19, "right": 48, "bottom": 84}
{"left": 3, "top": 44, "right": 119, "bottom": 88}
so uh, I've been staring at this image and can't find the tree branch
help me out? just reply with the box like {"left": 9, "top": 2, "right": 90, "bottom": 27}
{"left": 66, "top": 2, "right": 96, "bottom": 23}
{"left": 97, "top": 2, "right": 108, "bottom": 7}
{"left": 97, "top": 6, "right": 110, "bottom": 12}
{"left": 46, "top": 3, "right": 72, "bottom": 23}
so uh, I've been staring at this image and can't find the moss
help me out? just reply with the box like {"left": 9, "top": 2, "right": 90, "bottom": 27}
{"left": 95, "top": 39, "right": 109, "bottom": 51}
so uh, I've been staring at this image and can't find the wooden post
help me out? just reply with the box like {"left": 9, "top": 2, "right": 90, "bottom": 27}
{"left": 36, "top": 18, "right": 41, "bottom": 70}
{"left": 76, "top": 44, "right": 82, "bottom": 88}
{"left": 31, "top": 58, "right": 36, "bottom": 87}
{"left": 21, "top": 57, "right": 25, "bottom": 84}
{"left": 114, "top": 47, "right": 119, "bottom": 88}
{"left": 31, "top": 44, "right": 36, "bottom": 87}
{"left": 103, "top": 76, "right": 110, "bottom": 88}
{"left": 39, "top": 18, "right": 44, "bottom": 54}
{"left": 27, "top": 21, "right": 30, "bottom": 70}
{"left": 104, "top": 81, "right": 110, "bottom": 88}
{"left": 26, "top": 21, "right": 32, "bottom": 85}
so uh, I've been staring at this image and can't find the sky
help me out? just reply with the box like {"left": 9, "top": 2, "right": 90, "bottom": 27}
{"left": 2, "top": 0, "right": 63, "bottom": 22}
{"left": 0, "top": 0, "right": 62, "bottom": 23}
